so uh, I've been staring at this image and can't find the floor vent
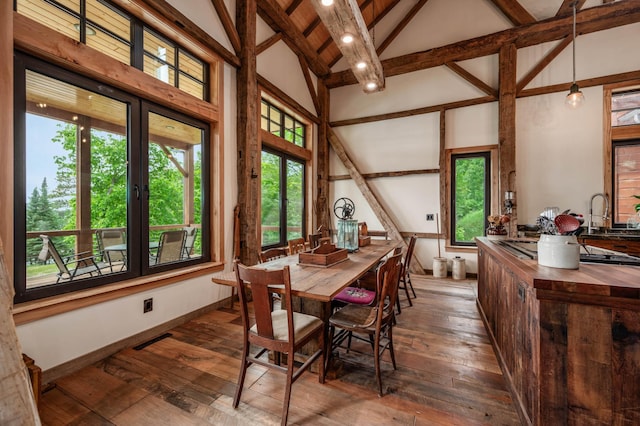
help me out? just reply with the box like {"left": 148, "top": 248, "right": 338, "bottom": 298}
{"left": 133, "top": 332, "right": 173, "bottom": 350}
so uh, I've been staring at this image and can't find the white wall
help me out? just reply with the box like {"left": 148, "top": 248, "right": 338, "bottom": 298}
{"left": 329, "top": 12, "right": 640, "bottom": 275}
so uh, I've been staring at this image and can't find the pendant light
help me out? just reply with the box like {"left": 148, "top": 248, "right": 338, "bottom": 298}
{"left": 566, "top": 1, "right": 585, "bottom": 109}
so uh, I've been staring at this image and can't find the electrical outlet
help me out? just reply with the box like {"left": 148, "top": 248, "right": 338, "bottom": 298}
{"left": 426, "top": 214, "right": 434, "bottom": 221}
{"left": 143, "top": 298, "right": 153, "bottom": 313}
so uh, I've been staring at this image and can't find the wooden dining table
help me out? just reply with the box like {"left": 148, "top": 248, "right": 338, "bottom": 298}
{"left": 210, "top": 239, "right": 399, "bottom": 303}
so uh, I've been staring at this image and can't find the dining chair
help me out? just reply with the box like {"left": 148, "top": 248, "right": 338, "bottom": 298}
{"left": 182, "top": 226, "right": 198, "bottom": 259}
{"left": 38, "top": 235, "right": 102, "bottom": 283}
{"left": 259, "top": 247, "right": 288, "bottom": 263}
{"left": 327, "top": 252, "right": 402, "bottom": 396}
{"left": 233, "top": 260, "right": 325, "bottom": 426}
{"left": 151, "top": 230, "right": 186, "bottom": 265}
{"left": 396, "top": 235, "right": 418, "bottom": 313}
{"left": 307, "top": 232, "right": 322, "bottom": 249}
{"left": 287, "top": 237, "right": 307, "bottom": 255}
{"left": 97, "top": 229, "right": 126, "bottom": 272}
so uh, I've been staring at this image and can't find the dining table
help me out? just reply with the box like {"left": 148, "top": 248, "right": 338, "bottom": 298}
{"left": 211, "top": 239, "right": 400, "bottom": 370}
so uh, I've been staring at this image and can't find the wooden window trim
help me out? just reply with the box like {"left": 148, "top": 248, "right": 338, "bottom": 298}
{"left": 445, "top": 145, "right": 499, "bottom": 248}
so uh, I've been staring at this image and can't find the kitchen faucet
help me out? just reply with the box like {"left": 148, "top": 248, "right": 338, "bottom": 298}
{"left": 588, "top": 192, "right": 609, "bottom": 234}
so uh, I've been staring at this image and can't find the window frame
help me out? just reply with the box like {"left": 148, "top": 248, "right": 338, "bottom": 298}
{"left": 14, "top": 52, "right": 211, "bottom": 303}
{"left": 446, "top": 145, "right": 498, "bottom": 248}
{"left": 605, "top": 84, "right": 640, "bottom": 228}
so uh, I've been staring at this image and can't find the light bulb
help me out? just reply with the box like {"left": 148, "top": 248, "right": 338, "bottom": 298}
{"left": 341, "top": 33, "right": 354, "bottom": 44}
{"left": 356, "top": 62, "right": 366, "bottom": 69}
{"left": 321, "top": 0, "right": 333, "bottom": 5}
{"left": 366, "top": 82, "right": 377, "bottom": 90}
{"left": 565, "top": 83, "right": 585, "bottom": 109}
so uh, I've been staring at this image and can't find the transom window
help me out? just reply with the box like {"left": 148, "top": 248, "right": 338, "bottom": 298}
{"left": 261, "top": 99, "right": 306, "bottom": 147}
{"left": 16, "top": 0, "right": 208, "bottom": 100}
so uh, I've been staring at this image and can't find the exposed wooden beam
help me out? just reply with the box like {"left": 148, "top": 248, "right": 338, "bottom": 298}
{"left": 126, "top": 0, "right": 239, "bottom": 67}
{"left": 488, "top": 0, "right": 536, "bottom": 25}
{"left": 519, "top": 70, "right": 640, "bottom": 99}
{"left": 326, "top": 1, "right": 640, "bottom": 88}
{"left": 256, "top": 32, "right": 283, "bottom": 54}
{"left": 316, "top": 80, "right": 331, "bottom": 234}
{"left": 327, "top": 128, "right": 423, "bottom": 273}
{"left": 257, "top": 0, "right": 330, "bottom": 76}
{"left": 499, "top": 43, "right": 517, "bottom": 236}
{"left": 209, "top": 0, "right": 241, "bottom": 54}
{"left": 330, "top": 95, "right": 496, "bottom": 127}
{"left": 330, "top": 168, "right": 439, "bottom": 181}
{"left": 377, "top": 0, "right": 430, "bottom": 56}
{"left": 298, "top": 55, "right": 321, "bottom": 116}
{"left": 323, "top": 0, "right": 374, "bottom": 64}
{"left": 311, "top": 0, "right": 384, "bottom": 92}
{"left": 516, "top": 35, "right": 572, "bottom": 93}
{"left": 438, "top": 110, "right": 448, "bottom": 241}
{"left": 261, "top": 129, "right": 312, "bottom": 161}
{"left": 445, "top": 62, "right": 498, "bottom": 97}
{"left": 556, "top": 0, "right": 587, "bottom": 17}
{"left": 285, "top": 0, "right": 305, "bottom": 15}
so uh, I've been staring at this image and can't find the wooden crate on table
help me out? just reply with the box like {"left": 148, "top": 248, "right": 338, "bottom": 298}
{"left": 299, "top": 242, "right": 348, "bottom": 267}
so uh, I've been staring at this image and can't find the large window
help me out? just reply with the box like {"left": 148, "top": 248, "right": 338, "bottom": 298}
{"left": 16, "top": 0, "right": 208, "bottom": 100}
{"left": 610, "top": 89, "right": 640, "bottom": 227}
{"left": 14, "top": 54, "right": 210, "bottom": 302}
{"left": 450, "top": 151, "right": 491, "bottom": 246}
{"left": 261, "top": 150, "right": 305, "bottom": 248}
{"left": 261, "top": 99, "right": 306, "bottom": 147}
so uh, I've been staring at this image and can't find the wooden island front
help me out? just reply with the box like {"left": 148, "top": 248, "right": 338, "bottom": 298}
{"left": 476, "top": 237, "right": 640, "bottom": 426}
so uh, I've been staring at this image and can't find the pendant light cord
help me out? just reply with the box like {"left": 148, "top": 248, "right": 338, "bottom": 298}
{"left": 572, "top": 1, "right": 577, "bottom": 85}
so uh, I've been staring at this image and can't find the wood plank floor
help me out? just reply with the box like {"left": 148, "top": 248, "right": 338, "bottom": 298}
{"left": 38, "top": 276, "right": 521, "bottom": 425}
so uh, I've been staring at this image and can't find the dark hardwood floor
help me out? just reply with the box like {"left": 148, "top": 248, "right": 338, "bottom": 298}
{"left": 38, "top": 276, "right": 521, "bottom": 425}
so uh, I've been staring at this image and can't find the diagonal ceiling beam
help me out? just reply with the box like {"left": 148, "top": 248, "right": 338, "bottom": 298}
{"left": 488, "top": 0, "right": 536, "bottom": 25}
{"left": 556, "top": 0, "right": 587, "bottom": 17}
{"left": 258, "top": 0, "right": 330, "bottom": 76}
{"left": 328, "top": 128, "right": 423, "bottom": 273}
{"left": 209, "top": 0, "right": 241, "bottom": 54}
{"left": 516, "top": 35, "right": 572, "bottom": 93}
{"left": 325, "top": 1, "right": 640, "bottom": 88}
{"left": 445, "top": 62, "right": 497, "bottom": 97}
{"left": 377, "top": 0, "right": 430, "bottom": 56}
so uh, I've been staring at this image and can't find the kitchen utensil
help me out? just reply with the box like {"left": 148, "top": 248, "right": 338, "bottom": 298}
{"left": 536, "top": 215, "right": 558, "bottom": 235}
{"left": 554, "top": 214, "right": 581, "bottom": 235}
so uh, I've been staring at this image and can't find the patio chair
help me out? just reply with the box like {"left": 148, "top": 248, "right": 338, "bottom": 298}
{"left": 182, "top": 226, "right": 198, "bottom": 259}
{"left": 38, "top": 235, "right": 102, "bottom": 283}
{"left": 233, "top": 260, "right": 325, "bottom": 425}
{"left": 96, "top": 229, "right": 126, "bottom": 272}
{"left": 150, "top": 230, "right": 186, "bottom": 265}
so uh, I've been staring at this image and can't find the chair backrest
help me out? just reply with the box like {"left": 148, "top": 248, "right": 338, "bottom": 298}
{"left": 287, "top": 237, "right": 306, "bottom": 255}
{"left": 308, "top": 233, "right": 322, "bottom": 249}
{"left": 259, "top": 247, "right": 288, "bottom": 263}
{"left": 100, "top": 229, "right": 125, "bottom": 261}
{"left": 375, "top": 252, "right": 403, "bottom": 319}
{"left": 156, "top": 230, "right": 186, "bottom": 264}
{"left": 403, "top": 235, "right": 417, "bottom": 275}
{"left": 234, "top": 261, "right": 294, "bottom": 345}
{"left": 38, "top": 235, "right": 70, "bottom": 276}
{"left": 183, "top": 226, "right": 198, "bottom": 257}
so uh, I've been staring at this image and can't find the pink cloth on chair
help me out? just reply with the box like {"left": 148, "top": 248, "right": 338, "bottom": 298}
{"left": 334, "top": 286, "right": 375, "bottom": 305}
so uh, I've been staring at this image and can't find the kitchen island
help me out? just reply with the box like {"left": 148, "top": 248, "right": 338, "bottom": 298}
{"left": 476, "top": 237, "right": 640, "bottom": 426}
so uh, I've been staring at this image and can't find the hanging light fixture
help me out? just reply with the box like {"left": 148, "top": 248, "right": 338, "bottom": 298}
{"left": 566, "top": 1, "right": 585, "bottom": 109}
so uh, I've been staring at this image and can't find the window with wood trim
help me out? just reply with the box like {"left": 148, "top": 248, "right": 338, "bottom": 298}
{"left": 447, "top": 148, "right": 497, "bottom": 247}
{"left": 16, "top": 0, "right": 208, "bottom": 101}
{"left": 261, "top": 99, "right": 306, "bottom": 147}
{"left": 14, "top": 53, "right": 210, "bottom": 303}
{"left": 609, "top": 88, "right": 640, "bottom": 227}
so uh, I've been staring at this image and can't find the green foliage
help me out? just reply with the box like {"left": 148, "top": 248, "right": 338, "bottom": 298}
{"left": 454, "top": 157, "right": 487, "bottom": 242}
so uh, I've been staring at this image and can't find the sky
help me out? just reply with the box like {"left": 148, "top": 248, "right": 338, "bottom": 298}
{"left": 26, "top": 113, "right": 64, "bottom": 198}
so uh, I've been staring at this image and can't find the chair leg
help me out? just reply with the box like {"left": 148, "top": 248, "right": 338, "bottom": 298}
{"left": 402, "top": 277, "right": 413, "bottom": 307}
{"left": 318, "top": 332, "right": 325, "bottom": 384}
{"left": 233, "top": 343, "right": 250, "bottom": 408}
{"left": 373, "top": 332, "right": 383, "bottom": 397}
{"left": 407, "top": 274, "right": 416, "bottom": 298}
{"left": 326, "top": 325, "right": 335, "bottom": 373}
{"left": 387, "top": 323, "right": 397, "bottom": 370}
{"left": 281, "top": 352, "right": 295, "bottom": 426}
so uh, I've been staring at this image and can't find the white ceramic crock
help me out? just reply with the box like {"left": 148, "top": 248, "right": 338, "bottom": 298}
{"left": 537, "top": 234, "right": 580, "bottom": 269}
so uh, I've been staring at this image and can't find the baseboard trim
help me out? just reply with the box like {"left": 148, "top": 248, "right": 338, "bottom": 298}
{"left": 41, "top": 296, "right": 233, "bottom": 385}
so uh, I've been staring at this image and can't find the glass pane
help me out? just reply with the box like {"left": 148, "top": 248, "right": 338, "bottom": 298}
{"left": 261, "top": 117, "right": 269, "bottom": 131}
{"left": 178, "top": 51, "right": 204, "bottom": 82}
{"left": 614, "top": 143, "right": 640, "bottom": 225}
{"left": 286, "top": 159, "right": 304, "bottom": 240}
{"left": 612, "top": 91, "right": 640, "bottom": 127}
{"left": 454, "top": 156, "right": 487, "bottom": 243}
{"left": 86, "top": 25, "right": 130, "bottom": 65}
{"left": 144, "top": 55, "right": 176, "bottom": 85}
{"left": 86, "top": 0, "right": 130, "bottom": 41}
{"left": 261, "top": 101, "right": 268, "bottom": 118}
{"left": 25, "top": 70, "right": 128, "bottom": 288}
{"left": 178, "top": 74, "right": 204, "bottom": 100}
{"left": 17, "top": 0, "right": 80, "bottom": 40}
{"left": 144, "top": 29, "right": 176, "bottom": 66}
{"left": 261, "top": 151, "right": 282, "bottom": 246}
{"left": 148, "top": 112, "right": 203, "bottom": 266}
